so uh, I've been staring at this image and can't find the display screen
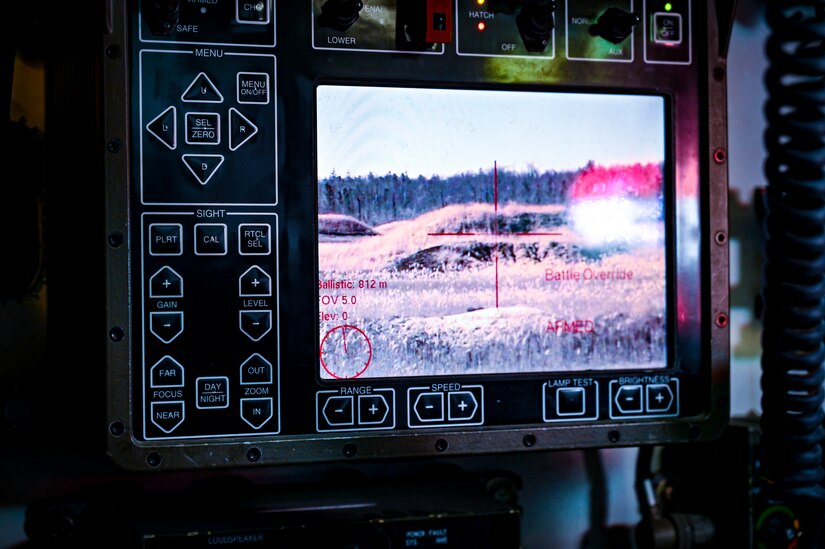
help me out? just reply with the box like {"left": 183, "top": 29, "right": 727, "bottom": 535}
{"left": 316, "top": 85, "right": 667, "bottom": 380}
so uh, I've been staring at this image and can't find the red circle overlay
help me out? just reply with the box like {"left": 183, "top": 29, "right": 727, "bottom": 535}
{"left": 320, "top": 325, "right": 373, "bottom": 379}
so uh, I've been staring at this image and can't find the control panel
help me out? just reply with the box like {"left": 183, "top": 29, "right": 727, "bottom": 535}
{"left": 104, "top": 0, "right": 729, "bottom": 470}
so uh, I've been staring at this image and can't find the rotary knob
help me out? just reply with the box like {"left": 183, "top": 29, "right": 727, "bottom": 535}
{"left": 318, "top": 0, "right": 364, "bottom": 32}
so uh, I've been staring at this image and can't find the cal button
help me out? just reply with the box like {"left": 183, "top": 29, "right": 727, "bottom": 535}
{"left": 195, "top": 223, "right": 227, "bottom": 255}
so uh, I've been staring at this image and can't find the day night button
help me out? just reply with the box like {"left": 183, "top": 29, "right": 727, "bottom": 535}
{"left": 196, "top": 376, "right": 229, "bottom": 409}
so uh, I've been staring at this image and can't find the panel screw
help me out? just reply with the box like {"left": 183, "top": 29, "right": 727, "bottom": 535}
{"left": 108, "top": 232, "right": 124, "bottom": 247}
{"left": 107, "top": 139, "right": 122, "bottom": 154}
{"left": 715, "top": 312, "right": 728, "bottom": 328}
{"left": 247, "top": 447, "right": 261, "bottom": 462}
{"left": 435, "top": 439, "right": 449, "bottom": 452}
{"left": 713, "top": 148, "right": 727, "bottom": 164}
{"left": 109, "top": 327, "right": 125, "bottom": 342}
{"left": 105, "top": 44, "right": 121, "bottom": 59}
{"left": 109, "top": 421, "right": 125, "bottom": 437}
{"left": 608, "top": 430, "right": 620, "bottom": 443}
{"left": 343, "top": 443, "right": 357, "bottom": 458}
{"left": 146, "top": 453, "right": 162, "bottom": 468}
{"left": 523, "top": 434, "right": 536, "bottom": 447}
{"left": 714, "top": 231, "right": 727, "bottom": 245}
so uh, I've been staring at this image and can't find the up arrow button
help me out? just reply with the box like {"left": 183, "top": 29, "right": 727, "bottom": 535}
{"left": 181, "top": 72, "right": 224, "bottom": 103}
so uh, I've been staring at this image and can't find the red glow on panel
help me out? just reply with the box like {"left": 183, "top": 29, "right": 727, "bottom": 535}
{"left": 568, "top": 163, "right": 663, "bottom": 200}
{"left": 477, "top": 21, "right": 486, "bottom": 31}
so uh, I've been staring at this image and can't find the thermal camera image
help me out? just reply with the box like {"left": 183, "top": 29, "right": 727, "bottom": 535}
{"left": 316, "top": 85, "right": 667, "bottom": 379}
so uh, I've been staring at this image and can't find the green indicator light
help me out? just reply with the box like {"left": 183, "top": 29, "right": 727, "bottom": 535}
{"left": 664, "top": 2, "right": 672, "bottom": 10}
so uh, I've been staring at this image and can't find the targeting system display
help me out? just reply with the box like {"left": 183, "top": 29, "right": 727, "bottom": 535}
{"left": 317, "top": 85, "right": 668, "bottom": 379}
{"left": 104, "top": 0, "right": 730, "bottom": 471}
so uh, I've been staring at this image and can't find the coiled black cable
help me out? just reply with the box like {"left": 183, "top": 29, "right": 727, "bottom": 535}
{"left": 761, "top": 1, "right": 825, "bottom": 503}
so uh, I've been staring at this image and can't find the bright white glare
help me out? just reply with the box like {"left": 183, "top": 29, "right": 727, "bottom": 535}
{"left": 569, "top": 198, "right": 662, "bottom": 248}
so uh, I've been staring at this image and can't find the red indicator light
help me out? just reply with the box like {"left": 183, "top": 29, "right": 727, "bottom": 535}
{"left": 477, "top": 21, "right": 486, "bottom": 31}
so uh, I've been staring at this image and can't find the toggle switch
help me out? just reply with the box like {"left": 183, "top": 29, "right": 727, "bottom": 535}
{"left": 588, "top": 7, "right": 641, "bottom": 44}
{"left": 143, "top": 0, "right": 180, "bottom": 36}
{"left": 318, "top": 0, "right": 364, "bottom": 32}
{"left": 516, "top": 0, "right": 557, "bottom": 53}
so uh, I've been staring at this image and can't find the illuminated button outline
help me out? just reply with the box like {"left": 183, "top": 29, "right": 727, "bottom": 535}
{"left": 653, "top": 12, "right": 682, "bottom": 45}
{"left": 236, "top": 72, "right": 270, "bottom": 104}
{"left": 646, "top": 383, "right": 674, "bottom": 413}
{"left": 240, "top": 397, "right": 274, "bottom": 429}
{"left": 447, "top": 390, "right": 478, "bottom": 421}
{"left": 146, "top": 106, "right": 177, "bottom": 150}
{"left": 542, "top": 381, "right": 600, "bottom": 423}
{"left": 614, "top": 385, "right": 644, "bottom": 414}
{"left": 194, "top": 223, "right": 228, "bottom": 256}
{"left": 315, "top": 389, "right": 396, "bottom": 432}
{"left": 239, "top": 310, "right": 272, "bottom": 341}
{"left": 195, "top": 376, "right": 230, "bottom": 410}
{"left": 149, "top": 223, "right": 183, "bottom": 256}
{"left": 149, "top": 266, "right": 184, "bottom": 299}
{"left": 185, "top": 112, "right": 221, "bottom": 146}
{"left": 556, "top": 387, "right": 586, "bottom": 417}
{"left": 358, "top": 394, "right": 389, "bottom": 425}
{"left": 150, "top": 355, "right": 185, "bottom": 388}
{"left": 228, "top": 107, "right": 258, "bottom": 151}
{"left": 182, "top": 154, "right": 225, "bottom": 186}
{"left": 236, "top": 0, "right": 271, "bottom": 25}
{"left": 413, "top": 392, "right": 445, "bottom": 423}
{"left": 181, "top": 72, "right": 224, "bottom": 103}
{"left": 239, "top": 265, "right": 272, "bottom": 297}
{"left": 150, "top": 401, "right": 185, "bottom": 433}
{"left": 240, "top": 353, "right": 273, "bottom": 385}
{"left": 238, "top": 223, "right": 271, "bottom": 255}
{"left": 322, "top": 395, "right": 355, "bottom": 426}
{"left": 149, "top": 311, "right": 184, "bottom": 344}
